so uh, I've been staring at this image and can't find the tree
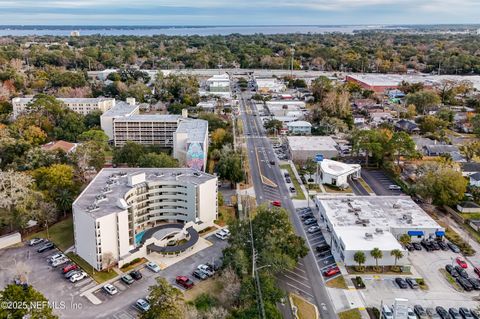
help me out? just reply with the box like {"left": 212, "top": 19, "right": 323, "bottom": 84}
{"left": 137, "top": 152, "right": 179, "bottom": 168}
{"left": 84, "top": 110, "right": 103, "bottom": 129}
{"left": 72, "top": 141, "right": 107, "bottom": 179}
{"left": 370, "top": 247, "right": 383, "bottom": 271}
{"left": 0, "top": 170, "right": 35, "bottom": 230}
{"left": 217, "top": 147, "right": 244, "bottom": 188}
{"left": 78, "top": 129, "right": 109, "bottom": 144}
{"left": 28, "top": 195, "right": 57, "bottom": 239}
{"left": 311, "top": 76, "right": 333, "bottom": 103}
{"left": 142, "top": 277, "right": 184, "bottom": 319}
{"left": 264, "top": 119, "right": 283, "bottom": 134}
{"left": 210, "top": 128, "right": 232, "bottom": 149}
{"left": 113, "top": 141, "right": 146, "bottom": 167}
{"left": 0, "top": 284, "right": 58, "bottom": 319}
{"left": 388, "top": 132, "right": 417, "bottom": 164}
{"left": 472, "top": 114, "right": 480, "bottom": 138}
{"left": 415, "top": 163, "right": 468, "bottom": 206}
{"left": 418, "top": 115, "right": 449, "bottom": 134}
{"left": 353, "top": 251, "right": 366, "bottom": 271}
{"left": 399, "top": 234, "right": 411, "bottom": 247}
{"left": 390, "top": 249, "right": 404, "bottom": 268}
{"left": 460, "top": 142, "right": 480, "bottom": 162}
{"left": 102, "top": 252, "right": 115, "bottom": 272}
{"left": 33, "top": 164, "right": 78, "bottom": 202}
{"left": 404, "top": 104, "right": 417, "bottom": 119}
{"left": 405, "top": 91, "right": 441, "bottom": 115}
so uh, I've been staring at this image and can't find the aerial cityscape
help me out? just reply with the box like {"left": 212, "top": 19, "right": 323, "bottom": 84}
{"left": 0, "top": 1, "right": 480, "bottom": 319}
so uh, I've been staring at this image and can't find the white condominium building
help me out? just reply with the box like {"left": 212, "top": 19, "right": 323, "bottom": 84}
{"left": 73, "top": 168, "right": 218, "bottom": 270}
{"left": 11, "top": 97, "right": 116, "bottom": 118}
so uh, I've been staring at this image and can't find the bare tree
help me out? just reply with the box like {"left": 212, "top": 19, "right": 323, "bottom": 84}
{"left": 102, "top": 252, "right": 115, "bottom": 272}
{"left": 0, "top": 170, "right": 35, "bottom": 230}
{"left": 217, "top": 267, "right": 241, "bottom": 308}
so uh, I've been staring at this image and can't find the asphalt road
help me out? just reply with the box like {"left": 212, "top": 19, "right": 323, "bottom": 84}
{"left": 239, "top": 91, "right": 337, "bottom": 319}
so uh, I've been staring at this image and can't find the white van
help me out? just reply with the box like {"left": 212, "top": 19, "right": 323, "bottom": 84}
{"left": 215, "top": 229, "right": 230, "bottom": 240}
{"left": 382, "top": 305, "right": 394, "bottom": 319}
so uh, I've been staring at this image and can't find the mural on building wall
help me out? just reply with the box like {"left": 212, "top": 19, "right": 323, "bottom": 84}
{"left": 186, "top": 142, "right": 205, "bottom": 171}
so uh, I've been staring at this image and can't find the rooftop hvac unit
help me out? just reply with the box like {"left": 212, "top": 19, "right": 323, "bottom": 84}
{"left": 348, "top": 208, "right": 356, "bottom": 213}
{"left": 364, "top": 233, "right": 373, "bottom": 240}
{"left": 375, "top": 228, "right": 383, "bottom": 234}
{"left": 354, "top": 207, "right": 361, "bottom": 212}
{"left": 393, "top": 203, "right": 401, "bottom": 209}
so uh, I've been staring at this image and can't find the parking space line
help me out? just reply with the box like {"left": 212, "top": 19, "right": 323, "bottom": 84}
{"left": 317, "top": 255, "right": 333, "bottom": 262}
{"left": 285, "top": 283, "right": 314, "bottom": 298}
{"left": 283, "top": 274, "right": 312, "bottom": 289}
{"left": 285, "top": 269, "right": 309, "bottom": 281}
{"left": 294, "top": 266, "right": 306, "bottom": 274}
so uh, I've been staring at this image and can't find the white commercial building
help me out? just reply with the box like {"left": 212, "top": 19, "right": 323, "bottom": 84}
{"left": 12, "top": 97, "right": 116, "bottom": 118}
{"left": 203, "top": 74, "right": 231, "bottom": 98}
{"left": 287, "top": 121, "right": 312, "bottom": 135}
{"left": 287, "top": 136, "right": 339, "bottom": 162}
{"left": 73, "top": 168, "right": 218, "bottom": 270}
{"left": 255, "top": 77, "right": 286, "bottom": 93}
{"left": 315, "top": 196, "right": 445, "bottom": 267}
{"left": 101, "top": 106, "right": 209, "bottom": 171}
{"left": 317, "top": 159, "right": 361, "bottom": 188}
{"left": 265, "top": 100, "right": 306, "bottom": 117}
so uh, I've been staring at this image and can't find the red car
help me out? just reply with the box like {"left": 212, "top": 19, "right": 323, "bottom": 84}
{"left": 176, "top": 276, "right": 194, "bottom": 289}
{"left": 456, "top": 257, "right": 468, "bottom": 269}
{"left": 272, "top": 201, "right": 282, "bottom": 207}
{"left": 62, "top": 264, "right": 78, "bottom": 274}
{"left": 474, "top": 266, "right": 480, "bottom": 277}
{"left": 323, "top": 266, "right": 340, "bottom": 277}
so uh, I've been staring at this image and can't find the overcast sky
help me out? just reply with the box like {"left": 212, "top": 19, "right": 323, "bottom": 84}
{"left": 0, "top": 0, "right": 478, "bottom": 25}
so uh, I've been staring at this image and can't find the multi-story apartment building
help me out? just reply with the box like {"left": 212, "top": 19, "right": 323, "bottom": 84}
{"left": 11, "top": 97, "right": 116, "bottom": 118}
{"left": 73, "top": 168, "right": 218, "bottom": 270}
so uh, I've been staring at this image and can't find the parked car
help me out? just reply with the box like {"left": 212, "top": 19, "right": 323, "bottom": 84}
{"left": 70, "top": 271, "right": 87, "bottom": 283}
{"left": 146, "top": 261, "right": 161, "bottom": 273}
{"left": 135, "top": 298, "right": 150, "bottom": 313}
{"left": 37, "top": 242, "right": 54, "bottom": 253}
{"left": 215, "top": 229, "right": 230, "bottom": 240}
{"left": 431, "top": 241, "right": 440, "bottom": 250}
{"left": 395, "top": 277, "right": 408, "bottom": 289}
{"left": 455, "top": 265, "right": 469, "bottom": 279}
{"left": 448, "top": 242, "right": 460, "bottom": 253}
{"left": 176, "top": 276, "right": 194, "bottom": 289}
{"left": 459, "top": 308, "right": 474, "bottom": 319}
{"left": 304, "top": 218, "right": 317, "bottom": 225}
{"left": 315, "top": 245, "right": 330, "bottom": 253}
{"left": 456, "top": 277, "right": 473, "bottom": 291}
{"left": 130, "top": 270, "right": 142, "bottom": 280}
{"left": 467, "top": 278, "right": 480, "bottom": 290}
{"left": 271, "top": 201, "right": 281, "bottom": 207}
{"left": 28, "top": 238, "right": 44, "bottom": 246}
{"left": 197, "top": 264, "right": 214, "bottom": 277}
{"left": 470, "top": 309, "right": 479, "bottom": 319}
{"left": 193, "top": 269, "right": 208, "bottom": 280}
{"left": 207, "top": 260, "right": 222, "bottom": 271}
{"left": 323, "top": 266, "right": 340, "bottom": 277}
{"left": 62, "top": 264, "right": 78, "bottom": 274}
{"left": 289, "top": 187, "right": 295, "bottom": 193}
{"left": 301, "top": 213, "right": 314, "bottom": 220}
{"left": 405, "top": 277, "right": 419, "bottom": 289}
{"left": 388, "top": 185, "right": 401, "bottom": 190}
{"left": 421, "top": 240, "right": 434, "bottom": 252}
{"left": 427, "top": 308, "right": 441, "bottom": 319}
{"left": 408, "top": 308, "right": 418, "bottom": 319}
{"left": 48, "top": 253, "right": 65, "bottom": 263}
{"left": 438, "top": 241, "right": 449, "bottom": 251}
{"left": 436, "top": 306, "right": 451, "bottom": 319}
{"left": 405, "top": 243, "right": 414, "bottom": 251}
{"left": 103, "top": 284, "right": 118, "bottom": 295}
{"left": 285, "top": 178, "right": 292, "bottom": 183}
{"left": 51, "top": 257, "right": 69, "bottom": 268}
{"left": 449, "top": 308, "right": 462, "bottom": 319}
{"left": 414, "top": 305, "right": 428, "bottom": 319}
{"left": 474, "top": 266, "right": 480, "bottom": 278}
{"left": 65, "top": 270, "right": 79, "bottom": 279}
{"left": 307, "top": 225, "right": 321, "bottom": 233}
{"left": 382, "top": 305, "right": 394, "bottom": 319}
{"left": 412, "top": 242, "right": 422, "bottom": 251}
{"left": 456, "top": 257, "right": 468, "bottom": 269}
{"left": 446, "top": 264, "right": 459, "bottom": 278}
{"left": 121, "top": 274, "right": 134, "bottom": 285}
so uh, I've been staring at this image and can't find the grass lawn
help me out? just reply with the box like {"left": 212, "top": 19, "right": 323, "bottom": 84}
{"left": 324, "top": 184, "right": 352, "bottom": 194}
{"left": 290, "top": 293, "right": 318, "bottom": 319}
{"left": 358, "top": 178, "right": 374, "bottom": 193}
{"left": 216, "top": 206, "right": 236, "bottom": 226}
{"left": 120, "top": 258, "right": 147, "bottom": 272}
{"left": 325, "top": 276, "right": 348, "bottom": 289}
{"left": 280, "top": 164, "right": 306, "bottom": 200}
{"left": 183, "top": 277, "right": 222, "bottom": 301}
{"left": 66, "top": 252, "right": 117, "bottom": 283}
{"left": 460, "top": 213, "right": 480, "bottom": 220}
{"left": 439, "top": 269, "right": 462, "bottom": 291}
{"left": 338, "top": 308, "right": 362, "bottom": 319}
{"left": 346, "top": 266, "right": 411, "bottom": 275}
{"left": 25, "top": 217, "right": 74, "bottom": 251}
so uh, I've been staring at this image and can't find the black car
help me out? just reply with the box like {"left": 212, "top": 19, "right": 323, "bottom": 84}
{"left": 285, "top": 178, "right": 292, "bottom": 183}
{"left": 470, "top": 309, "right": 479, "bottom": 319}
{"left": 289, "top": 187, "right": 295, "bottom": 193}
{"left": 405, "top": 277, "right": 419, "bottom": 289}
{"left": 315, "top": 245, "right": 330, "bottom": 253}
{"left": 467, "top": 277, "right": 480, "bottom": 290}
{"left": 37, "top": 242, "right": 54, "bottom": 253}
{"left": 414, "top": 305, "right": 428, "bottom": 319}
{"left": 430, "top": 241, "right": 440, "bottom": 250}
{"left": 456, "top": 277, "right": 473, "bottom": 291}
{"left": 192, "top": 269, "right": 208, "bottom": 280}
{"left": 130, "top": 270, "right": 142, "bottom": 280}
{"left": 448, "top": 242, "right": 461, "bottom": 253}
{"left": 459, "top": 308, "right": 474, "bottom": 319}
{"left": 437, "top": 241, "right": 449, "bottom": 251}
{"left": 412, "top": 242, "right": 422, "bottom": 251}
{"left": 395, "top": 277, "right": 408, "bottom": 289}
{"left": 304, "top": 218, "right": 317, "bottom": 225}
{"left": 436, "top": 306, "right": 451, "bottom": 319}
{"left": 454, "top": 265, "right": 469, "bottom": 279}
{"left": 449, "top": 308, "right": 462, "bottom": 319}
{"left": 421, "top": 240, "right": 434, "bottom": 252}
{"left": 301, "top": 213, "right": 314, "bottom": 220}
{"left": 446, "top": 264, "right": 459, "bottom": 278}
{"left": 405, "top": 243, "right": 414, "bottom": 251}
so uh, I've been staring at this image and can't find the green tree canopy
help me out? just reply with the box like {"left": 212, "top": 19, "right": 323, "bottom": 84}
{"left": 137, "top": 152, "right": 179, "bottom": 168}
{"left": 0, "top": 284, "right": 58, "bottom": 319}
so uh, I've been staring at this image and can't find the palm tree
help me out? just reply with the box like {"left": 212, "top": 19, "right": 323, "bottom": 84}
{"left": 390, "top": 249, "right": 404, "bottom": 268}
{"left": 353, "top": 251, "right": 366, "bottom": 271}
{"left": 399, "top": 234, "right": 411, "bottom": 247}
{"left": 370, "top": 248, "right": 383, "bottom": 271}
{"left": 55, "top": 189, "right": 73, "bottom": 218}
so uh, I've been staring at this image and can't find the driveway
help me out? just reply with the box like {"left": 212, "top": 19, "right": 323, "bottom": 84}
{"left": 361, "top": 170, "right": 403, "bottom": 196}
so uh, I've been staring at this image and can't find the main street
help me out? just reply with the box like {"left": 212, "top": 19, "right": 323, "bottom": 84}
{"left": 238, "top": 90, "right": 337, "bottom": 319}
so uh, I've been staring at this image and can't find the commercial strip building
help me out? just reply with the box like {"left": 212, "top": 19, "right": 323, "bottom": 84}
{"left": 255, "top": 77, "right": 286, "bottom": 94}
{"left": 73, "top": 168, "right": 218, "bottom": 270}
{"left": 317, "top": 159, "right": 361, "bottom": 188}
{"left": 286, "top": 136, "right": 339, "bottom": 162}
{"left": 12, "top": 97, "right": 116, "bottom": 118}
{"left": 314, "top": 196, "right": 445, "bottom": 266}
{"left": 101, "top": 104, "right": 208, "bottom": 171}
{"left": 286, "top": 121, "right": 312, "bottom": 135}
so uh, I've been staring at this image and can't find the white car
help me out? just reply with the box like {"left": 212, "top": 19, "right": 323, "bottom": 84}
{"left": 407, "top": 308, "right": 417, "bottom": 319}
{"left": 103, "top": 283, "right": 118, "bottom": 295}
{"left": 135, "top": 298, "right": 150, "bottom": 312}
{"left": 69, "top": 271, "right": 87, "bottom": 283}
{"left": 215, "top": 229, "right": 230, "bottom": 240}
{"left": 388, "top": 185, "right": 401, "bottom": 190}
{"left": 48, "top": 253, "right": 65, "bottom": 263}
{"left": 28, "top": 238, "right": 44, "bottom": 246}
{"left": 197, "top": 264, "right": 214, "bottom": 277}
{"left": 307, "top": 226, "right": 321, "bottom": 233}
{"left": 146, "top": 261, "right": 161, "bottom": 273}
{"left": 51, "top": 257, "right": 69, "bottom": 267}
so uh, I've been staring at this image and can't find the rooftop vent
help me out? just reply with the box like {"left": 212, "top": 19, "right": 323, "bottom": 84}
{"left": 95, "top": 194, "right": 107, "bottom": 201}
{"left": 364, "top": 233, "right": 373, "bottom": 240}
{"left": 348, "top": 208, "right": 355, "bottom": 213}
{"left": 86, "top": 203, "right": 100, "bottom": 212}
{"left": 102, "top": 186, "right": 112, "bottom": 193}
{"left": 375, "top": 228, "right": 384, "bottom": 234}
{"left": 393, "top": 203, "right": 401, "bottom": 209}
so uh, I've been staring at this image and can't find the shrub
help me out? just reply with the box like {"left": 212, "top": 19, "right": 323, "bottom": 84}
{"left": 193, "top": 293, "right": 218, "bottom": 312}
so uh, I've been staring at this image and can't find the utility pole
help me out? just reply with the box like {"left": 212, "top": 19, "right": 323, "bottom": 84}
{"left": 290, "top": 46, "right": 295, "bottom": 78}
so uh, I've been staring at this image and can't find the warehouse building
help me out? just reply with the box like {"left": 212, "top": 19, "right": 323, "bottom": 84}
{"left": 314, "top": 196, "right": 444, "bottom": 266}
{"left": 73, "top": 168, "right": 218, "bottom": 270}
{"left": 287, "top": 136, "right": 339, "bottom": 162}
{"left": 287, "top": 121, "right": 312, "bottom": 135}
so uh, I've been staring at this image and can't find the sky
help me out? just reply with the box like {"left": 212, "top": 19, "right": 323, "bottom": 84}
{"left": 0, "top": 0, "right": 478, "bottom": 25}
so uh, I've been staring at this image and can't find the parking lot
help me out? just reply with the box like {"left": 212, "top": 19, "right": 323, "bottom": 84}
{"left": 361, "top": 169, "right": 404, "bottom": 196}
{"left": 360, "top": 243, "right": 480, "bottom": 311}
{"left": 0, "top": 233, "right": 227, "bottom": 318}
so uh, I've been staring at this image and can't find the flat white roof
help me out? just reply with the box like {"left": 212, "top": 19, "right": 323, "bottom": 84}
{"left": 287, "top": 136, "right": 338, "bottom": 152}
{"left": 319, "top": 159, "right": 360, "bottom": 176}
{"left": 287, "top": 121, "right": 312, "bottom": 127}
{"left": 335, "top": 227, "right": 404, "bottom": 251}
